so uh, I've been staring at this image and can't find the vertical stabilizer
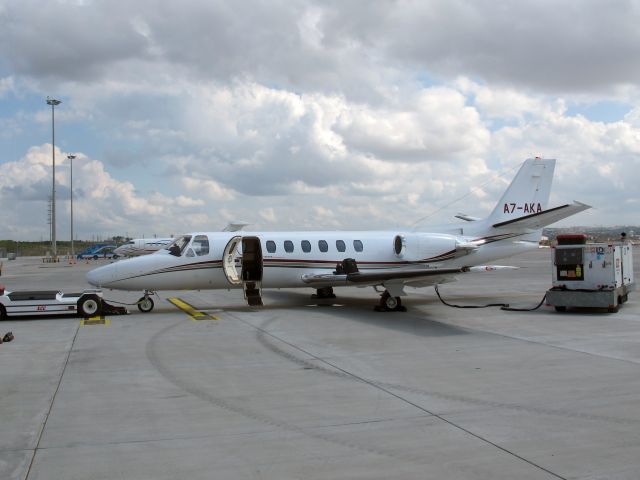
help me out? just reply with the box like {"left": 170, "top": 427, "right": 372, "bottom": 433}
{"left": 487, "top": 158, "right": 555, "bottom": 225}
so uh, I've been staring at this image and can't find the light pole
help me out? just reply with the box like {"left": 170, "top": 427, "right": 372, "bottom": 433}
{"left": 47, "top": 97, "right": 61, "bottom": 258}
{"left": 68, "top": 154, "right": 77, "bottom": 260}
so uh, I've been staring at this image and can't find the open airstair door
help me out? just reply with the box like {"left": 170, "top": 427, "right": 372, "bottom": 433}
{"left": 222, "top": 235, "right": 264, "bottom": 307}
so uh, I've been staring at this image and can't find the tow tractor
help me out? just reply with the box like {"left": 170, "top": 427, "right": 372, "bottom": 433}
{"left": 0, "top": 286, "right": 128, "bottom": 320}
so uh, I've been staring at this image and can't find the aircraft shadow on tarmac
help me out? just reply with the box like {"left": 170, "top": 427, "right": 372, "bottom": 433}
{"left": 255, "top": 290, "right": 469, "bottom": 338}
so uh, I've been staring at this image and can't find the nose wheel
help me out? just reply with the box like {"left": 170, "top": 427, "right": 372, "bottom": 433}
{"left": 137, "top": 291, "right": 155, "bottom": 313}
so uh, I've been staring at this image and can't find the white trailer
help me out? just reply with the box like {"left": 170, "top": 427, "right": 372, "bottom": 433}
{"left": 546, "top": 235, "right": 635, "bottom": 312}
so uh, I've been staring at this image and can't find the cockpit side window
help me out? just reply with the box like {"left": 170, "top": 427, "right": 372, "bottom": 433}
{"left": 192, "top": 235, "right": 210, "bottom": 256}
{"left": 166, "top": 235, "right": 192, "bottom": 257}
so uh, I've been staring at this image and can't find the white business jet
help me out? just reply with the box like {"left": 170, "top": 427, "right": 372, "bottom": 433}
{"left": 87, "top": 158, "right": 589, "bottom": 312}
{"left": 112, "top": 223, "right": 250, "bottom": 257}
{"left": 113, "top": 238, "right": 174, "bottom": 257}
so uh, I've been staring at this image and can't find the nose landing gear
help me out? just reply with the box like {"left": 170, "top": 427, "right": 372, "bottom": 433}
{"left": 137, "top": 291, "right": 155, "bottom": 313}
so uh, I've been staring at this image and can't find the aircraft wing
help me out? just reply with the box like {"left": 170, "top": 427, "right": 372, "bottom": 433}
{"left": 492, "top": 201, "right": 590, "bottom": 230}
{"left": 301, "top": 265, "right": 516, "bottom": 288}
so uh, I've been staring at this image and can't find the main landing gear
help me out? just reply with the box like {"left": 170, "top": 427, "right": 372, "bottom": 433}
{"left": 312, "top": 287, "right": 336, "bottom": 299}
{"left": 137, "top": 290, "right": 155, "bottom": 313}
{"left": 374, "top": 290, "right": 406, "bottom": 312}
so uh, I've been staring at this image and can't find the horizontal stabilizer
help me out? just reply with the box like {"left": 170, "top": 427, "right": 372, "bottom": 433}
{"left": 455, "top": 213, "right": 481, "bottom": 222}
{"left": 492, "top": 201, "right": 590, "bottom": 230}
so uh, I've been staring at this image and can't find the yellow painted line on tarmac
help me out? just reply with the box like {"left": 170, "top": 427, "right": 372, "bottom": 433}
{"left": 168, "top": 297, "right": 219, "bottom": 321}
{"left": 81, "top": 316, "right": 110, "bottom": 326}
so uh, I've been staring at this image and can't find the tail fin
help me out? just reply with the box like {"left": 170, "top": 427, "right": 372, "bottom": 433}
{"left": 487, "top": 158, "right": 555, "bottom": 225}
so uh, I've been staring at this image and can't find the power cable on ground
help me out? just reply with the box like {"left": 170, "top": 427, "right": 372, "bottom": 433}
{"left": 434, "top": 285, "right": 547, "bottom": 312}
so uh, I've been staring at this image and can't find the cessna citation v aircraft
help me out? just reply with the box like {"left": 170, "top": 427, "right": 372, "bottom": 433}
{"left": 87, "top": 158, "right": 589, "bottom": 312}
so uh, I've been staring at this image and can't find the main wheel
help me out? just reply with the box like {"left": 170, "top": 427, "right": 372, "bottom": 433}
{"left": 78, "top": 295, "right": 102, "bottom": 317}
{"left": 137, "top": 296, "right": 154, "bottom": 313}
{"left": 380, "top": 291, "right": 402, "bottom": 310}
{"left": 0, "top": 305, "right": 6, "bottom": 321}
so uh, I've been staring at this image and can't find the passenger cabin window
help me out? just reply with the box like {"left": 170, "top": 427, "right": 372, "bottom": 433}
{"left": 336, "top": 240, "right": 346, "bottom": 252}
{"left": 266, "top": 240, "right": 276, "bottom": 253}
{"left": 318, "top": 240, "right": 328, "bottom": 252}
{"left": 284, "top": 240, "right": 294, "bottom": 253}
{"left": 166, "top": 235, "right": 192, "bottom": 257}
{"left": 353, "top": 240, "right": 363, "bottom": 252}
{"left": 301, "top": 240, "right": 311, "bottom": 253}
{"left": 192, "top": 235, "right": 210, "bottom": 256}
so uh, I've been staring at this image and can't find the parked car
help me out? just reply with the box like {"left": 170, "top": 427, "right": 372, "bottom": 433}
{"left": 77, "top": 245, "right": 119, "bottom": 260}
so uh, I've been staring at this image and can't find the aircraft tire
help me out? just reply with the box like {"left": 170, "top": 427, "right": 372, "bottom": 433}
{"left": 380, "top": 291, "right": 403, "bottom": 311}
{"left": 78, "top": 295, "right": 102, "bottom": 317}
{"left": 138, "top": 296, "right": 154, "bottom": 313}
{"left": 0, "top": 305, "right": 6, "bottom": 321}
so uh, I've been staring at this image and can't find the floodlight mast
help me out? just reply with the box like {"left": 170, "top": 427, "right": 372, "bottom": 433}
{"left": 68, "top": 154, "right": 77, "bottom": 259}
{"left": 47, "top": 97, "right": 61, "bottom": 258}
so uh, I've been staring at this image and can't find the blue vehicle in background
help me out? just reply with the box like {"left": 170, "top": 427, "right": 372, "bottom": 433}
{"left": 77, "top": 244, "right": 119, "bottom": 260}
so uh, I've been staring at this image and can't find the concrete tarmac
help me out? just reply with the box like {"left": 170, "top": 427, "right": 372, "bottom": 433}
{"left": 1, "top": 248, "right": 639, "bottom": 480}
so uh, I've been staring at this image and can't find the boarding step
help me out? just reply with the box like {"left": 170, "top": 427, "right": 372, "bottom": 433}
{"left": 243, "top": 281, "right": 263, "bottom": 307}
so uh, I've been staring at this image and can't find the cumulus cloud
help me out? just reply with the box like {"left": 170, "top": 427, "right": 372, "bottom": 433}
{"left": 336, "top": 87, "right": 489, "bottom": 161}
{"left": 4, "top": 1, "right": 640, "bottom": 95}
{"left": 489, "top": 100, "right": 640, "bottom": 223}
{"left": 0, "top": 145, "right": 214, "bottom": 239}
{"left": 1, "top": 0, "right": 639, "bottom": 239}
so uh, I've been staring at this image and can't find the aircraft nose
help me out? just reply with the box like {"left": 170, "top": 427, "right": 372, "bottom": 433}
{"left": 86, "top": 263, "right": 117, "bottom": 287}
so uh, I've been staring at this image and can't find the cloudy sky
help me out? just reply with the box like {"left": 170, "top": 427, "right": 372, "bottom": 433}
{"left": 1, "top": 0, "right": 639, "bottom": 241}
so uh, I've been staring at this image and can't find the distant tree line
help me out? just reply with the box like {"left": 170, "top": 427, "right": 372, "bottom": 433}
{"left": 0, "top": 237, "right": 131, "bottom": 257}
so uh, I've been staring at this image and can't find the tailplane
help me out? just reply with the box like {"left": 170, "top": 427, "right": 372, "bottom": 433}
{"left": 476, "top": 158, "right": 590, "bottom": 238}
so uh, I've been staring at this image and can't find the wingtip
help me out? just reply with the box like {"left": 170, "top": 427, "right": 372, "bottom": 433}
{"left": 572, "top": 200, "right": 592, "bottom": 209}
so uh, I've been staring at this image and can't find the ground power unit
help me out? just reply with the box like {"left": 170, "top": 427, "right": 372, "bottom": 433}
{"left": 546, "top": 235, "right": 635, "bottom": 312}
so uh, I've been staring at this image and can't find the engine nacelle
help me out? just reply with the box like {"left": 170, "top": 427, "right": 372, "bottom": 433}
{"left": 393, "top": 233, "right": 461, "bottom": 263}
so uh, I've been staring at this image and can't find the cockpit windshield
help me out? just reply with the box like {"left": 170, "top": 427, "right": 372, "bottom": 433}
{"left": 165, "top": 235, "right": 192, "bottom": 257}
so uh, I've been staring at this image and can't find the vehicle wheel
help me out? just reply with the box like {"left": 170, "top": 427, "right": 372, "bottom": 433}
{"left": 380, "top": 291, "right": 402, "bottom": 310}
{"left": 93, "top": 255, "right": 98, "bottom": 260}
{"left": 137, "top": 296, "right": 154, "bottom": 313}
{"left": 0, "top": 305, "right": 6, "bottom": 321}
{"left": 554, "top": 306, "right": 567, "bottom": 312}
{"left": 78, "top": 295, "right": 102, "bottom": 317}
{"left": 113, "top": 254, "right": 119, "bottom": 260}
